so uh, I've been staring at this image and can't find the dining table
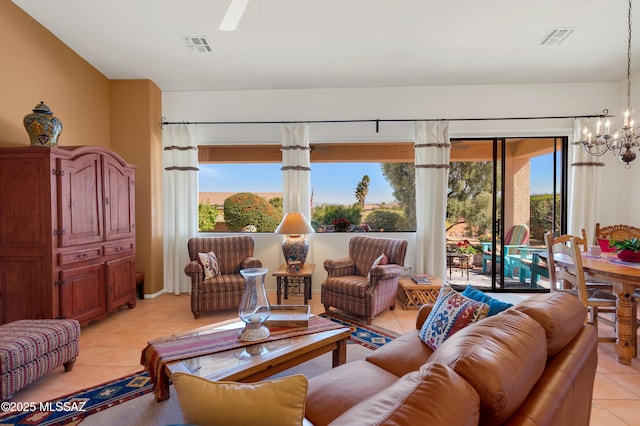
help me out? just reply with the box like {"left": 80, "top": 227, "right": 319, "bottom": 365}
{"left": 549, "top": 251, "right": 639, "bottom": 365}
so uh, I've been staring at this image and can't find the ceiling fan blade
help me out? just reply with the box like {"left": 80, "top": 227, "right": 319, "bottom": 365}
{"left": 220, "top": 0, "right": 250, "bottom": 31}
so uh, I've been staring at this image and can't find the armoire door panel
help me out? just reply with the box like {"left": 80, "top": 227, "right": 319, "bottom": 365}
{"left": 103, "top": 157, "right": 135, "bottom": 240}
{"left": 58, "top": 154, "right": 104, "bottom": 247}
{"left": 59, "top": 263, "right": 106, "bottom": 324}
{"left": 107, "top": 256, "right": 135, "bottom": 311}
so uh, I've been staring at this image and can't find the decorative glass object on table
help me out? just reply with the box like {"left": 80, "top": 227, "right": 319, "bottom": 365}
{"left": 238, "top": 267, "right": 271, "bottom": 342}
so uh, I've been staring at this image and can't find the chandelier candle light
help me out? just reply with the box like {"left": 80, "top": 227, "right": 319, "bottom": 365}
{"left": 275, "top": 212, "right": 315, "bottom": 267}
{"left": 580, "top": 0, "right": 640, "bottom": 167}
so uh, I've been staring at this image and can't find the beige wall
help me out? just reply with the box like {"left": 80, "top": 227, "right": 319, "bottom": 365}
{"left": 0, "top": 1, "right": 110, "bottom": 147}
{"left": 0, "top": 2, "right": 162, "bottom": 296}
{"left": 110, "top": 80, "right": 163, "bottom": 294}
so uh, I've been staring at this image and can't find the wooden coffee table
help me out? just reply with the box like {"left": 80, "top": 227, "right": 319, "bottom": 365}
{"left": 150, "top": 317, "right": 351, "bottom": 401}
{"left": 397, "top": 277, "right": 443, "bottom": 309}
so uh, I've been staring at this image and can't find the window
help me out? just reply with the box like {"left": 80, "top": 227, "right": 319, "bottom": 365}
{"left": 197, "top": 143, "right": 415, "bottom": 232}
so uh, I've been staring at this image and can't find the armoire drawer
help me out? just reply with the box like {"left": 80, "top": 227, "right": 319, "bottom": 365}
{"left": 104, "top": 242, "right": 134, "bottom": 256}
{"left": 58, "top": 247, "right": 103, "bottom": 265}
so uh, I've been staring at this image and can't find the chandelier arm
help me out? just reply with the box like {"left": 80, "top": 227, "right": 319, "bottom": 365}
{"left": 580, "top": 0, "right": 637, "bottom": 166}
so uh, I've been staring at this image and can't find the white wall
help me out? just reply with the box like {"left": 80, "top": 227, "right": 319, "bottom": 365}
{"left": 165, "top": 80, "right": 640, "bottom": 287}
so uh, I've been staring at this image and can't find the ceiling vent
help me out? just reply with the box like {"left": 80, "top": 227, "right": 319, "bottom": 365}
{"left": 183, "top": 36, "right": 212, "bottom": 53}
{"left": 539, "top": 28, "right": 575, "bottom": 46}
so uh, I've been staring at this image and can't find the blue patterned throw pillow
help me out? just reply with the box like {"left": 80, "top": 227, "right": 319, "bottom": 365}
{"left": 461, "top": 285, "right": 512, "bottom": 316}
{"left": 419, "top": 285, "right": 489, "bottom": 351}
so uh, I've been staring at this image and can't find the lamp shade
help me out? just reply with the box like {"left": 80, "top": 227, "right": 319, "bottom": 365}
{"left": 275, "top": 213, "right": 314, "bottom": 267}
{"left": 275, "top": 212, "right": 314, "bottom": 236}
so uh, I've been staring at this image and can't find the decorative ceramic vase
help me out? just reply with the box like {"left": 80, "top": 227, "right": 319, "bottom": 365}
{"left": 282, "top": 235, "right": 309, "bottom": 267}
{"left": 238, "top": 267, "right": 270, "bottom": 341}
{"left": 23, "top": 101, "right": 63, "bottom": 147}
{"left": 617, "top": 249, "right": 640, "bottom": 262}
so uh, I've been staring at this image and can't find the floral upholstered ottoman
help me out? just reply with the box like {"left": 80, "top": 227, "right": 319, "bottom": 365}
{"left": 0, "top": 319, "right": 80, "bottom": 401}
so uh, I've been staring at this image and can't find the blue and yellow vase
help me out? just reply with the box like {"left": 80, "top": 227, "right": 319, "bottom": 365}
{"left": 23, "top": 101, "right": 63, "bottom": 147}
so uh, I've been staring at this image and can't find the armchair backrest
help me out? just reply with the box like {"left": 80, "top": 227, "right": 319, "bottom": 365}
{"left": 187, "top": 236, "right": 255, "bottom": 275}
{"left": 505, "top": 224, "right": 530, "bottom": 246}
{"left": 348, "top": 236, "right": 408, "bottom": 277}
{"left": 504, "top": 224, "right": 530, "bottom": 256}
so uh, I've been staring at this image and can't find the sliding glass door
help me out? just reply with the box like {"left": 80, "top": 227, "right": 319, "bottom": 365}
{"left": 447, "top": 137, "right": 567, "bottom": 292}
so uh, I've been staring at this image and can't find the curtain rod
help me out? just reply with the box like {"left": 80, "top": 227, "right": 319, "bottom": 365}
{"left": 160, "top": 112, "right": 612, "bottom": 129}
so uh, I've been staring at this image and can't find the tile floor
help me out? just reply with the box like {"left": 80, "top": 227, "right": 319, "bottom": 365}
{"left": 5, "top": 290, "right": 640, "bottom": 425}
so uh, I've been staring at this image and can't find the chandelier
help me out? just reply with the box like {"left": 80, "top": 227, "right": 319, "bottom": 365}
{"left": 580, "top": 0, "right": 639, "bottom": 167}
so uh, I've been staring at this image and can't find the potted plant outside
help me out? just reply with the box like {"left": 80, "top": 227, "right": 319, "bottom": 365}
{"left": 610, "top": 238, "right": 640, "bottom": 262}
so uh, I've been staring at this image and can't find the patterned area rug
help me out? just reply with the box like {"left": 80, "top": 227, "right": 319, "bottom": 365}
{"left": 0, "top": 315, "right": 398, "bottom": 425}
{"left": 319, "top": 312, "right": 399, "bottom": 349}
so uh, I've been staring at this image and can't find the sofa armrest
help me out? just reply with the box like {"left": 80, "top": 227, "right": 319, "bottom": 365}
{"left": 241, "top": 257, "right": 263, "bottom": 269}
{"left": 416, "top": 303, "right": 434, "bottom": 329}
{"left": 324, "top": 258, "right": 355, "bottom": 277}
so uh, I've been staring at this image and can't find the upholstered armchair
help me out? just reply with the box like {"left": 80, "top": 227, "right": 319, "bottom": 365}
{"left": 185, "top": 236, "right": 262, "bottom": 319}
{"left": 321, "top": 236, "right": 408, "bottom": 324}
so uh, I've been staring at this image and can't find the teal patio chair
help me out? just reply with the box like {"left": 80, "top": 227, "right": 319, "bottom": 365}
{"left": 481, "top": 224, "right": 530, "bottom": 278}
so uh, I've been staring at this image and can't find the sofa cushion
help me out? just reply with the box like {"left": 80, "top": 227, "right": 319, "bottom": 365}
{"left": 329, "top": 363, "right": 480, "bottom": 426}
{"left": 198, "top": 251, "right": 220, "bottom": 278}
{"left": 461, "top": 285, "right": 513, "bottom": 316}
{"left": 366, "top": 329, "right": 434, "bottom": 377}
{"left": 419, "top": 285, "right": 489, "bottom": 350}
{"left": 510, "top": 291, "right": 588, "bottom": 357}
{"left": 172, "top": 372, "right": 307, "bottom": 426}
{"left": 306, "top": 359, "right": 399, "bottom": 425}
{"left": 428, "top": 309, "right": 547, "bottom": 424}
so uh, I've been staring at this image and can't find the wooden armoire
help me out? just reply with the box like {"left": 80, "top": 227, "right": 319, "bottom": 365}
{"left": 0, "top": 145, "right": 137, "bottom": 325}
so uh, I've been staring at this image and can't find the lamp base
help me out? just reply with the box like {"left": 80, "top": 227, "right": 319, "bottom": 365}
{"left": 238, "top": 322, "right": 271, "bottom": 341}
{"left": 282, "top": 235, "right": 309, "bottom": 267}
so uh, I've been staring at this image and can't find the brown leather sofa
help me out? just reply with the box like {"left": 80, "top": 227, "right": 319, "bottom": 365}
{"left": 305, "top": 291, "right": 598, "bottom": 425}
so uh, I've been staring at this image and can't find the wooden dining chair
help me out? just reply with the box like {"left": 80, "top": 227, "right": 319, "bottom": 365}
{"left": 595, "top": 223, "right": 640, "bottom": 241}
{"left": 544, "top": 232, "right": 616, "bottom": 342}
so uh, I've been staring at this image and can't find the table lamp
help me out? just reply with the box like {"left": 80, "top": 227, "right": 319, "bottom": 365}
{"left": 275, "top": 212, "right": 314, "bottom": 267}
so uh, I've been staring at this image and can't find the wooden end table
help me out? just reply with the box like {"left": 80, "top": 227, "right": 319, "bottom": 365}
{"left": 272, "top": 263, "right": 315, "bottom": 305}
{"left": 397, "top": 277, "right": 443, "bottom": 309}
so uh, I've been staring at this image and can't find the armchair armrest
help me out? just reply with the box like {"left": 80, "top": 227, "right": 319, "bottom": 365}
{"left": 324, "top": 258, "right": 355, "bottom": 277}
{"left": 369, "top": 264, "right": 404, "bottom": 281}
{"left": 241, "top": 257, "right": 262, "bottom": 269}
{"left": 184, "top": 260, "right": 203, "bottom": 279}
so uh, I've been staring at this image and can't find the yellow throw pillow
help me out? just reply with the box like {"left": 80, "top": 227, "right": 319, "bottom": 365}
{"left": 172, "top": 372, "right": 308, "bottom": 426}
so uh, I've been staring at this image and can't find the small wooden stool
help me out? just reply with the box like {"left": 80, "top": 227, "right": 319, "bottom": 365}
{"left": 136, "top": 272, "right": 145, "bottom": 300}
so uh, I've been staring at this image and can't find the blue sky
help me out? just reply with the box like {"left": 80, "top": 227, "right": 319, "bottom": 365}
{"left": 198, "top": 153, "right": 556, "bottom": 205}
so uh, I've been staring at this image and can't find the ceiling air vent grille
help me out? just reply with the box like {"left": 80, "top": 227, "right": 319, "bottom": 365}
{"left": 540, "top": 28, "right": 575, "bottom": 46}
{"left": 184, "top": 36, "right": 212, "bottom": 53}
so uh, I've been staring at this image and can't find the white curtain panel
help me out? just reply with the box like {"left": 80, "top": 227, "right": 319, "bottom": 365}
{"left": 415, "top": 121, "right": 451, "bottom": 279}
{"left": 281, "top": 123, "right": 312, "bottom": 219}
{"left": 568, "top": 118, "right": 603, "bottom": 244}
{"left": 162, "top": 124, "right": 199, "bottom": 294}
